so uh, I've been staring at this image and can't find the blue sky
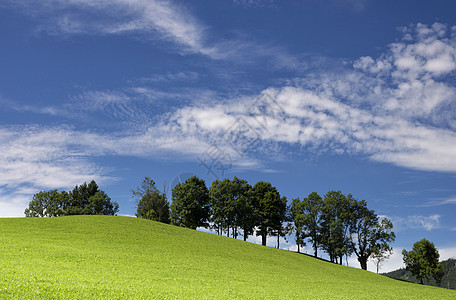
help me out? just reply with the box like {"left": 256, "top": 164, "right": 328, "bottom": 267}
{"left": 1, "top": 0, "right": 456, "bottom": 272}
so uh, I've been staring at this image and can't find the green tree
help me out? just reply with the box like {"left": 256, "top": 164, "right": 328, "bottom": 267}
{"left": 402, "top": 238, "right": 444, "bottom": 285}
{"left": 25, "top": 181, "right": 118, "bottom": 217}
{"left": 370, "top": 244, "right": 393, "bottom": 274}
{"left": 209, "top": 178, "right": 232, "bottom": 236}
{"left": 170, "top": 176, "right": 210, "bottom": 229}
{"left": 290, "top": 198, "right": 305, "bottom": 253}
{"left": 350, "top": 199, "right": 395, "bottom": 270}
{"left": 252, "top": 181, "right": 285, "bottom": 246}
{"left": 234, "top": 186, "right": 255, "bottom": 242}
{"left": 25, "top": 191, "right": 49, "bottom": 217}
{"left": 228, "top": 177, "right": 254, "bottom": 240}
{"left": 133, "top": 177, "right": 170, "bottom": 223}
{"left": 302, "top": 192, "right": 323, "bottom": 257}
{"left": 84, "top": 190, "right": 119, "bottom": 215}
{"left": 271, "top": 196, "right": 289, "bottom": 249}
{"left": 25, "top": 189, "right": 67, "bottom": 217}
{"left": 67, "top": 180, "right": 100, "bottom": 215}
{"left": 320, "top": 191, "right": 353, "bottom": 264}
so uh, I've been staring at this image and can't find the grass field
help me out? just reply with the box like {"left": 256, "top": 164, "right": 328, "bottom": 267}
{"left": 0, "top": 216, "right": 454, "bottom": 299}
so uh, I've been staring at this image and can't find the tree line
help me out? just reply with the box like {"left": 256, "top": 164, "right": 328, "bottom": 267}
{"left": 25, "top": 176, "right": 395, "bottom": 271}
{"left": 26, "top": 176, "right": 450, "bottom": 278}
{"left": 25, "top": 180, "right": 119, "bottom": 217}
{"left": 132, "top": 176, "right": 395, "bottom": 271}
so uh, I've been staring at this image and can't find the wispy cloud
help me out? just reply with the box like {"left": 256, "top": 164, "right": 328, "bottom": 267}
{"left": 389, "top": 214, "right": 441, "bottom": 231}
{"left": 422, "top": 197, "right": 456, "bottom": 207}
{"left": 233, "top": 0, "right": 276, "bottom": 8}
{"left": 4, "top": 0, "right": 305, "bottom": 66}
{"left": 6, "top": 0, "right": 216, "bottom": 57}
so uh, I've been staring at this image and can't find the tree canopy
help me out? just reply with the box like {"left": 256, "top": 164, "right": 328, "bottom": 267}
{"left": 402, "top": 238, "right": 444, "bottom": 285}
{"left": 170, "top": 176, "right": 210, "bottom": 229}
{"left": 133, "top": 177, "right": 170, "bottom": 224}
{"left": 25, "top": 180, "right": 119, "bottom": 217}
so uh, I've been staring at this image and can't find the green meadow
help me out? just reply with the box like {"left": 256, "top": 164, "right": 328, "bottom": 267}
{"left": 0, "top": 216, "right": 454, "bottom": 299}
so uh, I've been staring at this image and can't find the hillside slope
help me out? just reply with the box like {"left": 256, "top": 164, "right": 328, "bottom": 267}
{"left": 0, "top": 216, "right": 454, "bottom": 299}
{"left": 383, "top": 259, "right": 455, "bottom": 290}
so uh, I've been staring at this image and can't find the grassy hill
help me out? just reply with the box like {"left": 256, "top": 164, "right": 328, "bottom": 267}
{"left": 383, "top": 258, "right": 455, "bottom": 290}
{"left": 0, "top": 216, "right": 455, "bottom": 299}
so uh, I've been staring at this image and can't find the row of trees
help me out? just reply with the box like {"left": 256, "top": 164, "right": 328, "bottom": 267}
{"left": 134, "top": 177, "right": 288, "bottom": 246}
{"left": 133, "top": 176, "right": 395, "bottom": 270}
{"left": 291, "top": 191, "right": 395, "bottom": 270}
{"left": 25, "top": 180, "right": 119, "bottom": 217}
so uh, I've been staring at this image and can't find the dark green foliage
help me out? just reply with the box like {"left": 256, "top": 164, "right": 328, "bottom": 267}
{"left": 350, "top": 199, "right": 395, "bottom": 271}
{"left": 133, "top": 177, "right": 170, "bottom": 223}
{"left": 402, "top": 238, "right": 445, "bottom": 285}
{"left": 170, "top": 176, "right": 210, "bottom": 229}
{"left": 252, "top": 181, "right": 287, "bottom": 246}
{"left": 384, "top": 258, "right": 455, "bottom": 289}
{"left": 209, "top": 177, "right": 254, "bottom": 240}
{"left": 290, "top": 198, "right": 306, "bottom": 253}
{"left": 291, "top": 192, "right": 323, "bottom": 256}
{"left": 24, "top": 180, "right": 119, "bottom": 217}
{"left": 320, "top": 191, "right": 353, "bottom": 264}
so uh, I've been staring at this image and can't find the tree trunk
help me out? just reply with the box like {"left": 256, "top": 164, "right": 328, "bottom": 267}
{"left": 313, "top": 240, "right": 318, "bottom": 257}
{"left": 358, "top": 256, "right": 368, "bottom": 270}
{"left": 227, "top": 226, "right": 229, "bottom": 237}
{"left": 277, "top": 232, "right": 280, "bottom": 249}
{"left": 262, "top": 232, "right": 267, "bottom": 246}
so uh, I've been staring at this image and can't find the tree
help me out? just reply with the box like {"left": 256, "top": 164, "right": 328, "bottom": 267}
{"left": 25, "top": 189, "right": 67, "bottom": 217}
{"left": 252, "top": 181, "right": 286, "bottom": 246}
{"left": 209, "top": 178, "right": 232, "bottom": 236}
{"left": 25, "top": 180, "right": 119, "bottom": 217}
{"left": 290, "top": 198, "right": 305, "bottom": 253}
{"left": 271, "top": 196, "right": 289, "bottom": 249}
{"left": 320, "top": 191, "right": 353, "bottom": 264}
{"left": 232, "top": 180, "right": 255, "bottom": 241}
{"left": 302, "top": 192, "right": 323, "bottom": 257}
{"left": 402, "top": 239, "right": 444, "bottom": 285}
{"left": 370, "top": 244, "right": 393, "bottom": 274}
{"left": 350, "top": 199, "right": 395, "bottom": 270}
{"left": 170, "top": 176, "right": 210, "bottom": 229}
{"left": 133, "top": 177, "right": 170, "bottom": 223}
{"left": 25, "top": 191, "right": 49, "bottom": 217}
{"left": 85, "top": 190, "right": 119, "bottom": 215}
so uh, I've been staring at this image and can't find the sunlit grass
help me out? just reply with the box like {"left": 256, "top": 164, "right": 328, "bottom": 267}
{"left": 0, "top": 216, "right": 454, "bottom": 299}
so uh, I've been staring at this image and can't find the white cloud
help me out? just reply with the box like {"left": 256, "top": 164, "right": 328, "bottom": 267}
{"left": 5, "top": 0, "right": 306, "bottom": 66}
{"left": 422, "top": 197, "right": 456, "bottom": 207}
{"left": 6, "top": 0, "right": 216, "bottom": 57}
{"left": 389, "top": 214, "right": 441, "bottom": 232}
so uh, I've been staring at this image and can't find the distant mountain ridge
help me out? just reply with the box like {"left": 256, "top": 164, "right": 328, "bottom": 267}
{"left": 382, "top": 258, "right": 456, "bottom": 290}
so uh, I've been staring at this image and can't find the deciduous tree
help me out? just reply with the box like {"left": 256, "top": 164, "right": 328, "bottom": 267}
{"left": 133, "top": 177, "right": 170, "bottom": 223}
{"left": 252, "top": 181, "right": 285, "bottom": 246}
{"left": 170, "top": 176, "right": 210, "bottom": 229}
{"left": 350, "top": 200, "right": 395, "bottom": 271}
{"left": 402, "top": 238, "right": 444, "bottom": 285}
